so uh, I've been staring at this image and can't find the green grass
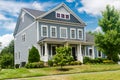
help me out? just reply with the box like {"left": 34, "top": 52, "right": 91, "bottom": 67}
{"left": 0, "top": 64, "right": 120, "bottom": 79}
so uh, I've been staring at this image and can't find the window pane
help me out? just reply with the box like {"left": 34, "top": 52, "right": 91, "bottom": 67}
{"left": 57, "top": 13, "right": 60, "bottom": 17}
{"left": 51, "top": 28, "right": 56, "bottom": 37}
{"left": 61, "top": 28, "right": 67, "bottom": 38}
{"left": 78, "top": 30, "right": 82, "bottom": 39}
{"left": 71, "top": 30, "right": 75, "bottom": 38}
{"left": 98, "top": 51, "right": 101, "bottom": 57}
{"left": 66, "top": 15, "right": 69, "bottom": 19}
{"left": 89, "top": 49, "right": 92, "bottom": 56}
{"left": 43, "top": 27, "right": 47, "bottom": 36}
{"left": 61, "top": 14, "right": 64, "bottom": 18}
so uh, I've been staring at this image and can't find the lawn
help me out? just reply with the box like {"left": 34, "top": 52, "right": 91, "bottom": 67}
{"left": 0, "top": 64, "right": 120, "bottom": 79}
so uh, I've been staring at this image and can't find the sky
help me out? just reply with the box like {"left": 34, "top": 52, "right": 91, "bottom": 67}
{"left": 0, "top": 0, "right": 120, "bottom": 49}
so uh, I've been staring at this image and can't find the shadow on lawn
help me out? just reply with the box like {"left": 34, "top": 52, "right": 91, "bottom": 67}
{"left": 57, "top": 68, "right": 73, "bottom": 71}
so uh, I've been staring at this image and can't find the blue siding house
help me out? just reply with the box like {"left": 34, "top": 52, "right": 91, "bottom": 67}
{"left": 14, "top": 3, "right": 105, "bottom": 66}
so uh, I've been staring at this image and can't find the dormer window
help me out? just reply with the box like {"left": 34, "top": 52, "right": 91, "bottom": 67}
{"left": 56, "top": 12, "right": 70, "bottom": 20}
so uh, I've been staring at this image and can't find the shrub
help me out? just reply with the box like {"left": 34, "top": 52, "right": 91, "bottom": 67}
{"left": 70, "top": 61, "right": 82, "bottom": 65}
{"left": 103, "top": 60, "right": 115, "bottom": 64}
{"left": 48, "top": 60, "right": 54, "bottom": 67}
{"left": 28, "top": 46, "right": 40, "bottom": 63}
{"left": 0, "top": 54, "right": 13, "bottom": 68}
{"left": 83, "top": 57, "right": 92, "bottom": 64}
{"left": 15, "top": 64, "right": 20, "bottom": 68}
{"left": 25, "top": 61, "right": 44, "bottom": 68}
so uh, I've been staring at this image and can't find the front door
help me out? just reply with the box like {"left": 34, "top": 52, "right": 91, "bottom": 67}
{"left": 51, "top": 45, "right": 56, "bottom": 56}
{"left": 72, "top": 47, "right": 77, "bottom": 61}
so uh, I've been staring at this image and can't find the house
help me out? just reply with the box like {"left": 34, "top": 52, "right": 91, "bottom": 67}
{"left": 14, "top": 3, "right": 105, "bottom": 66}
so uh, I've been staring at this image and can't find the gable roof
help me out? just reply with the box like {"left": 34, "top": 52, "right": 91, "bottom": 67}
{"left": 37, "top": 3, "right": 86, "bottom": 26}
{"left": 23, "top": 8, "right": 46, "bottom": 18}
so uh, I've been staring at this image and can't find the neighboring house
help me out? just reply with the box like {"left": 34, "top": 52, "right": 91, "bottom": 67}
{"left": 14, "top": 3, "right": 105, "bottom": 66}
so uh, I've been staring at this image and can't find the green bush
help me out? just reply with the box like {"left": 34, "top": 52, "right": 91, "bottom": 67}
{"left": 70, "top": 61, "right": 82, "bottom": 65}
{"left": 15, "top": 64, "right": 20, "bottom": 68}
{"left": 0, "top": 54, "right": 13, "bottom": 68}
{"left": 103, "top": 60, "right": 115, "bottom": 64}
{"left": 28, "top": 46, "right": 40, "bottom": 63}
{"left": 83, "top": 57, "right": 92, "bottom": 64}
{"left": 25, "top": 61, "right": 44, "bottom": 68}
{"left": 48, "top": 60, "right": 54, "bottom": 67}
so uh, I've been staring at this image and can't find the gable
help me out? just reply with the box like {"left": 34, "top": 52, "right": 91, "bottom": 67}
{"left": 37, "top": 3, "right": 86, "bottom": 26}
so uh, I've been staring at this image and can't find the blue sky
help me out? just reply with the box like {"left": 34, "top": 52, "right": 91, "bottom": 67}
{"left": 0, "top": 0, "right": 120, "bottom": 48}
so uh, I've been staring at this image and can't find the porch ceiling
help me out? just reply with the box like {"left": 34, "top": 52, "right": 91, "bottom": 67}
{"left": 38, "top": 38, "right": 94, "bottom": 45}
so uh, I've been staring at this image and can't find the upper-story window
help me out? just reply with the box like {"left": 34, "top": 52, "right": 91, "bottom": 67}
{"left": 56, "top": 12, "right": 70, "bottom": 20}
{"left": 60, "top": 27, "right": 67, "bottom": 38}
{"left": 41, "top": 25, "right": 48, "bottom": 37}
{"left": 78, "top": 29, "right": 83, "bottom": 40}
{"left": 70, "top": 28, "right": 76, "bottom": 39}
{"left": 22, "top": 33, "right": 26, "bottom": 42}
{"left": 50, "top": 26, "right": 57, "bottom": 38}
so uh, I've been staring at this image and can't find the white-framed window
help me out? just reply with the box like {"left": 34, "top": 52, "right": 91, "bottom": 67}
{"left": 50, "top": 26, "right": 57, "bottom": 38}
{"left": 78, "top": 29, "right": 83, "bottom": 40}
{"left": 97, "top": 51, "right": 102, "bottom": 57}
{"left": 22, "top": 33, "right": 26, "bottom": 42}
{"left": 56, "top": 12, "right": 70, "bottom": 20}
{"left": 60, "top": 27, "right": 67, "bottom": 38}
{"left": 41, "top": 25, "right": 48, "bottom": 37}
{"left": 70, "top": 28, "right": 76, "bottom": 39}
{"left": 88, "top": 48, "right": 93, "bottom": 57}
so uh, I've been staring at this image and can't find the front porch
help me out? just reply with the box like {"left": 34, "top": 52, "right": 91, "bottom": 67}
{"left": 37, "top": 38, "right": 95, "bottom": 63}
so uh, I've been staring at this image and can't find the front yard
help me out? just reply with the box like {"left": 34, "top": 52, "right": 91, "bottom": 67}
{"left": 0, "top": 64, "right": 120, "bottom": 79}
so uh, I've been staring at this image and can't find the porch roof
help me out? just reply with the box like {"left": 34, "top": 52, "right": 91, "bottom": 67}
{"left": 38, "top": 38, "right": 94, "bottom": 45}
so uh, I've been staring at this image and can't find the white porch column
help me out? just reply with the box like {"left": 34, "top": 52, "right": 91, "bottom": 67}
{"left": 44, "top": 42, "right": 48, "bottom": 62}
{"left": 92, "top": 45, "right": 95, "bottom": 59}
{"left": 77, "top": 44, "right": 83, "bottom": 63}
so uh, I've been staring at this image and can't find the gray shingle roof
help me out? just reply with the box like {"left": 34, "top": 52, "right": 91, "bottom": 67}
{"left": 23, "top": 8, "right": 46, "bottom": 18}
{"left": 86, "top": 33, "right": 94, "bottom": 43}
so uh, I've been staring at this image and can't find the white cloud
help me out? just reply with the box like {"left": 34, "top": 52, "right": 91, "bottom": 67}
{"left": 0, "top": 33, "right": 14, "bottom": 49}
{"left": 94, "top": 26, "right": 102, "bottom": 32}
{"left": 78, "top": 0, "right": 120, "bottom": 16}
{"left": 66, "top": 0, "right": 75, "bottom": 3}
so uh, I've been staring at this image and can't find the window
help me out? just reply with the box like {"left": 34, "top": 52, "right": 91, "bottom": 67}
{"left": 56, "top": 12, "right": 70, "bottom": 20}
{"left": 42, "top": 46, "right": 45, "bottom": 56}
{"left": 41, "top": 25, "right": 48, "bottom": 37}
{"left": 22, "top": 34, "right": 25, "bottom": 42}
{"left": 60, "top": 27, "right": 67, "bottom": 38}
{"left": 98, "top": 51, "right": 102, "bottom": 57}
{"left": 57, "top": 13, "right": 60, "bottom": 18}
{"left": 66, "top": 15, "right": 69, "bottom": 19}
{"left": 78, "top": 29, "right": 83, "bottom": 40}
{"left": 50, "top": 26, "right": 57, "bottom": 38}
{"left": 88, "top": 48, "right": 92, "bottom": 56}
{"left": 61, "top": 14, "right": 65, "bottom": 18}
{"left": 70, "top": 28, "right": 76, "bottom": 39}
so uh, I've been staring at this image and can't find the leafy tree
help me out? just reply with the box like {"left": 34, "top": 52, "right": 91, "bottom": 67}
{"left": 28, "top": 46, "right": 40, "bottom": 63}
{"left": 53, "top": 46, "right": 73, "bottom": 69}
{"left": 95, "top": 5, "right": 120, "bottom": 62}
{"left": 0, "top": 53, "right": 13, "bottom": 68}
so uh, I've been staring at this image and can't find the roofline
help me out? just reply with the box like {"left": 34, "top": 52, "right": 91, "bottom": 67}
{"left": 36, "top": 3, "right": 86, "bottom": 26}
{"left": 22, "top": 8, "right": 36, "bottom": 19}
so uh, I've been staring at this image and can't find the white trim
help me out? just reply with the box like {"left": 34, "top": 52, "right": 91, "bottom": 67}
{"left": 97, "top": 50, "right": 102, "bottom": 58}
{"left": 50, "top": 26, "right": 57, "bottom": 38}
{"left": 41, "top": 25, "right": 48, "bottom": 37}
{"left": 15, "top": 21, "right": 36, "bottom": 37}
{"left": 37, "top": 3, "right": 86, "bottom": 25}
{"left": 22, "top": 8, "right": 36, "bottom": 19}
{"left": 60, "top": 27, "right": 67, "bottom": 38}
{"left": 37, "top": 21, "right": 39, "bottom": 41}
{"left": 78, "top": 29, "right": 83, "bottom": 40}
{"left": 21, "top": 11, "right": 25, "bottom": 22}
{"left": 70, "top": 28, "right": 76, "bottom": 39}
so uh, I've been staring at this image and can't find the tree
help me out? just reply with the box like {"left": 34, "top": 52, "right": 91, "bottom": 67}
{"left": 53, "top": 46, "right": 73, "bottom": 69}
{"left": 28, "top": 46, "right": 40, "bottom": 63}
{"left": 95, "top": 5, "right": 120, "bottom": 62}
{"left": 0, "top": 54, "right": 13, "bottom": 68}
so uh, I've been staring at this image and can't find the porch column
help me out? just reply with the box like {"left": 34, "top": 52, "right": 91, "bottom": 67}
{"left": 77, "top": 44, "right": 83, "bottom": 63}
{"left": 44, "top": 42, "right": 48, "bottom": 62}
{"left": 92, "top": 45, "right": 95, "bottom": 59}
